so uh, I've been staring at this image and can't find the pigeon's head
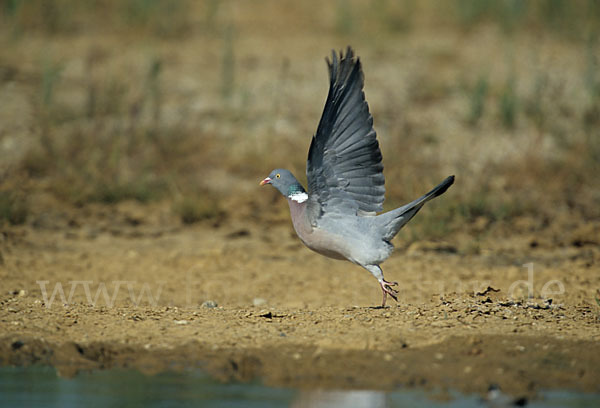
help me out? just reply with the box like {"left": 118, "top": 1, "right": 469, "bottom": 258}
{"left": 260, "top": 169, "right": 307, "bottom": 201}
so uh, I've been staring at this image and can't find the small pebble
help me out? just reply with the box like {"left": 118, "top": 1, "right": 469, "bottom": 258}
{"left": 253, "top": 298, "right": 267, "bottom": 306}
{"left": 202, "top": 300, "right": 218, "bottom": 308}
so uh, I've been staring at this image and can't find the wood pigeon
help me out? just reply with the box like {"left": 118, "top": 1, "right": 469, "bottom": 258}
{"left": 260, "top": 47, "right": 455, "bottom": 307}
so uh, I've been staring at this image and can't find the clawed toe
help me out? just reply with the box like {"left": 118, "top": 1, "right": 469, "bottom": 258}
{"left": 386, "top": 280, "right": 398, "bottom": 289}
{"left": 385, "top": 286, "right": 398, "bottom": 302}
{"left": 379, "top": 279, "right": 399, "bottom": 307}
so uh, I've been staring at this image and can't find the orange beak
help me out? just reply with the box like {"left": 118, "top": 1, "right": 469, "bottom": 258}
{"left": 259, "top": 177, "right": 271, "bottom": 186}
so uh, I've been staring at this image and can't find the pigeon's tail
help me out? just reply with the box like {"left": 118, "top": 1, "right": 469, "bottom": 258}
{"left": 378, "top": 175, "right": 455, "bottom": 241}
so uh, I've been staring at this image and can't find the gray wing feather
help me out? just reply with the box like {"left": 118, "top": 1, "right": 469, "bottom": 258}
{"left": 306, "top": 47, "right": 385, "bottom": 224}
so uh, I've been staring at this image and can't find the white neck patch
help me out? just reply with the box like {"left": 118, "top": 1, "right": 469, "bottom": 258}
{"left": 288, "top": 192, "right": 308, "bottom": 203}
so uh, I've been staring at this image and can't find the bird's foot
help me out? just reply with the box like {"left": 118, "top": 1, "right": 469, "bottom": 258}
{"left": 379, "top": 279, "right": 398, "bottom": 307}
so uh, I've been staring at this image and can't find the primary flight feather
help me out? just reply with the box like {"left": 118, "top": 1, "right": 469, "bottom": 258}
{"left": 260, "top": 47, "right": 455, "bottom": 306}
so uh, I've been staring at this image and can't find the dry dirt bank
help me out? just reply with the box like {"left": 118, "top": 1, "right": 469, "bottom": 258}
{"left": 1, "top": 206, "right": 599, "bottom": 399}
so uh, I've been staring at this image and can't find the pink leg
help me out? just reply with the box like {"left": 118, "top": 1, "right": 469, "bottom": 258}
{"left": 379, "top": 279, "right": 399, "bottom": 307}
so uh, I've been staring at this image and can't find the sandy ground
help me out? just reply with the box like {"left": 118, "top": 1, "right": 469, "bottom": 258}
{"left": 1, "top": 202, "right": 599, "bottom": 400}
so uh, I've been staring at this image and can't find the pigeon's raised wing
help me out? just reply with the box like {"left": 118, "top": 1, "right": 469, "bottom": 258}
{"left": 306, "top": 47, "right": 385, "bottom": 224}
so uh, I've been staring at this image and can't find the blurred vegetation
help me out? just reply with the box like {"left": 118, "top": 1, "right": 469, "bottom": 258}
{"left": 0, "top": 0, "right": 599, "bottom": 234}
{"left": 0, "top": 190, "right": 28, "bottom": 225}
{"left": 1, "top": 0, "right": 193, "bottom": 37}
{"left": 468, "top": 75, "right": 489, "bottom": 126}
{"left": 175, "top": 195, "right": 224, "bottom": 225}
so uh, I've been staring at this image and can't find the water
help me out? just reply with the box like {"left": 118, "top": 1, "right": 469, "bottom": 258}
{"left": 0, "top": 366, "right": 598, "bottom": 407}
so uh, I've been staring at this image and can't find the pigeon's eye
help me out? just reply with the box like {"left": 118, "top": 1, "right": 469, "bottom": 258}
{"left": 276, "top": 174, "right": 281, "bottom": 179}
